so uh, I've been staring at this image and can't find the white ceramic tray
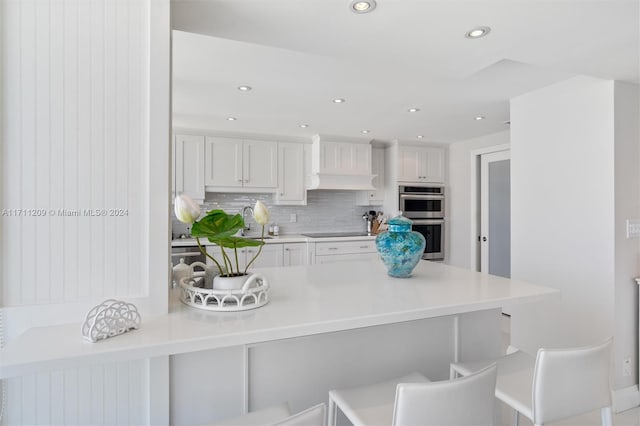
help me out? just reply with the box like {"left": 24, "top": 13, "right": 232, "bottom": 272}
{"left": 178, "top": 272, "right": 269, "bottom": 312}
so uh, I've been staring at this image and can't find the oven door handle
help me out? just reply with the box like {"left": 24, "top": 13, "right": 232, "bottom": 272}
{"left": 411, "top": 219, "right": 445, "bottom": 225}
{"left": 399, "top": 194, "right": 444, "bottom": 200}
{"left": 171, "top": 251, "right": 203, "bottom": 257}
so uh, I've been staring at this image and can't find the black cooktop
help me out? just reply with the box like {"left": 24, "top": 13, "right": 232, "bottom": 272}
{"left": 301, "top": 232, "right": 371, "bottom": 238}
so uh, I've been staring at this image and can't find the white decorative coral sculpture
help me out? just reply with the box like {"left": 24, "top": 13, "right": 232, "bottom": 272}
{"left": 81, "top": 299, "right": 141, "bottom": 343}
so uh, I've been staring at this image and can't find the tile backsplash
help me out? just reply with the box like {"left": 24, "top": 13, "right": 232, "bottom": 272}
{"left": 172, "top": 191, "right": 383, "bottom": 238}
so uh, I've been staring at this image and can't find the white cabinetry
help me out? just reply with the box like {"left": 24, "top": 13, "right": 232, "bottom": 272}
{"left": 205, "top": 137, "right": 277, "bottom": 191}
{"left": 245, "top": 244, "right": 283, "bottom": 269}
{"left": 275, "top": 142, "right": 307, "bottom": 205}
{"left": 356, "top": 147, "right": 385, "bottom": 205}
{"left": 308, "top": 136, "right": 375, "bottom": 190}
{"left": 206, "top": 243, "right": 283, "bottom": 270}
{"left": 173, "top": 134, "right": 205, "bottom": 201}
{"left": 283, "top": 243, "right": 308, "bottom": 266}
{"left": 313, "top": 240, "right": 378, "bottom": 264}
{"left": 314, "top": 140, "right": 371, "bottom": 176}
{"left": 397, "top": 146, "right": 445, "bottom": 183}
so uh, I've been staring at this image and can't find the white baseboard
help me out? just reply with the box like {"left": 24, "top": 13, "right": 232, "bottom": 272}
{"left": 613, "top": 385, "right": 640, "bottom": 413}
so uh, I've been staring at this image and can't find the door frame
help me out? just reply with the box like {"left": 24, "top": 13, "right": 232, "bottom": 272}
{"left": 469, "top": 144, "right": 510, "bottom": 272}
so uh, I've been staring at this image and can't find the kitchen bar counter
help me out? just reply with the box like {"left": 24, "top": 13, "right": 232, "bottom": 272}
{"left": 0, "top": 260, "right": 557, "bottom": 379}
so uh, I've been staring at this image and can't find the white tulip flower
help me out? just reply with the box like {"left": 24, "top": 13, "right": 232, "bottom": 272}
{"left": 253, "top": 200, "right": 270, "bottom": 226}
{"left": 174, "top": 194, "right": 201, "bottom": 224}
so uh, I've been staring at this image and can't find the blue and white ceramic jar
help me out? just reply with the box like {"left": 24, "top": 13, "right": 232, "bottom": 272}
{"left": 375, "top": 215, "right": 426, "bottom": 278}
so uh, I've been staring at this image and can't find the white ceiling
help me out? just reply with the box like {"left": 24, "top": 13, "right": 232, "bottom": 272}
{"left": 171, "top": 0, "right": 639, "bottom": 144}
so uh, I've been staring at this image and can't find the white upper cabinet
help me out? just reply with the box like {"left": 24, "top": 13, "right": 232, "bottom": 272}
{"left": 244, "top": 140, "right": 278, "bottom": 188}
{"left": 174, "top": 134, "right": 205, "bottom": 201}
{"left": 205, "top": 137, "right": 243, "bottom": 187}
{"left": 356, "top": 147, "right": 385, "bottom": 205}
{"left": 275, "top": 142, "right": 307, "bottom": 205}
{"left": 205, "top": 137, "right": 277, "bottom": 191}
{"left": 397, "top": 146, "right": 445, "bottom": 183}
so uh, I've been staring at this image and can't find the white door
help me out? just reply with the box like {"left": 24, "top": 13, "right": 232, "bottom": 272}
{"left": 205, "top": 137, "right": 243, "bottom": 187}
{"left": 245, "top": 244, "right": 283, "bottom": 270}
{"left": 244, "top": 140, "right": 278, "bottom": 188}
{"left": 283, "top": 243, "right": 308, "bottom": 266}
{"left": 480, "top": 150, "right": 511, "bottom": 278}
{"left": 397, "top": 146, "right": 422, "bottom": 182}
{"left": 174, "top": 134, "right": 205, "bottom": 201}
{"left": 422, "top": 148, "right": 445, "bottom": 183}
{"left": 277, "top": 142, "right": 305, "bottom": 203}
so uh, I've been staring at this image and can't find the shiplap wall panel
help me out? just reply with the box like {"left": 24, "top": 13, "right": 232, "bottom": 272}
{"left": 1, "top": 0, "right": 149, "bottom": 306}
{"left": 5, "top": 360, "right": 149, "bottom": 425}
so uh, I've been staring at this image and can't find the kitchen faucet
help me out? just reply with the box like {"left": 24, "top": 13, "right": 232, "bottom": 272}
{"left": 241, "top": 206, "right": 254, "bottom": 236}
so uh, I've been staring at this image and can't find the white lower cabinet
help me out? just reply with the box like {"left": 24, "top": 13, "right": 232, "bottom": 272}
{"left": 245, "top": 244, "right": 283, "bottom": 269}
{"left": 313, "top": 240, "right": 378, "bottom": 264}
{"left": 204, "top": 239, "right": 376, "bottom": 269}
{"left": 206, "top": 243, "right": 284, "bottom": 271}
{"left": 283, "top": 243, "right": 308, "bottom": 266}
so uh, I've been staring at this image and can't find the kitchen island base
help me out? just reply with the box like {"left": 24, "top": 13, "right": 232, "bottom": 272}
{"left": 170, "top": 309, "right": 501, "bottom": 425}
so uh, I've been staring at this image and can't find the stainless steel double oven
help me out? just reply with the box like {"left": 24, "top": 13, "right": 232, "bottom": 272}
{"left": 399, "top": 185, "right": 445, "bottom": 260}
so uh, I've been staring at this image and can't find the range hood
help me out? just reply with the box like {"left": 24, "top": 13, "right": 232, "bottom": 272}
{"left": 307, "top": 135, "right": 376, "bottom": 190}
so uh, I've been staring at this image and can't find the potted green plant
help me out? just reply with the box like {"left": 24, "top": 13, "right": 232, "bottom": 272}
{"left": 174, "top": 194, "right": 270, "bottom": 290}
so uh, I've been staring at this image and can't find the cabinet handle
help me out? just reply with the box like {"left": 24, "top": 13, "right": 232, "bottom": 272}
{"left": 360, "top": 246, "right": 369, "bottom": 249}
{"left": 370, "top": 194, "right": 373, "bottom": 197}
{"left": 285, "top": 248, "right": 290, "bottom": 251}
{"left": 244, "top": 179, "right": 249, "bottom": 183}
{"left": 328, "top": 247, "right": 338, "bottom": 250}
{"left": 280, "top": 192, "right": 284, "bottom": 196}
{"left": 237, "top": 179, "right": 243, "bottom": 182}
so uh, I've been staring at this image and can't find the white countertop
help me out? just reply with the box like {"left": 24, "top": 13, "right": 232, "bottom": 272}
{"left": 0, "top": 260, "right": 558, "bottom": 379}
{"left": 171, "top": 234, "right": 377, "bottom": 246}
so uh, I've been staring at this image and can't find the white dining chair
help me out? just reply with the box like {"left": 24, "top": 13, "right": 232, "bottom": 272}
{"left": 205, "top": 402, "right": 326, "bottom": 426}
{"left": 328, "top": 364, "right": 497, "bottom": 426}
{"left": 449, "top": 338, "right": 613, "bottom": 426}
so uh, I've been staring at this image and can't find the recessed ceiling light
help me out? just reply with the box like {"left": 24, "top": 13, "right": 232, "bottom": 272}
{"left": 408, "top": 108, "right": 420, "bottom": 113}
{"left": 227, "top": 117, "right": 237, "bottom": 121}
{"left": 417, "top": 135, "right": 424, "bottom": 139}
{"left": 350, "top": 0, "right": 376, "bottom": 13}
{"left": 361, "top": 130, "right": 370, "bottom": 134}
{"left": 299, "top": 124, "right": 309, "bottom": 128}
{"left": 237, "top": 85, "right": 252, "bottom": 91}
{"left": 474, "top": 115, "right": 485, "bottom": 121}
{"left": 465, "top": 26, "right": 491, "bottom": 39}
{"left": 333, "top": 98, "right": 346, "bottom": 103}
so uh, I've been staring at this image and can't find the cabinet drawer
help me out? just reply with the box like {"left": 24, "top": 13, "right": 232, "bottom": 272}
{"left": 315, "top": 240, "right": 377, "bottom": 255}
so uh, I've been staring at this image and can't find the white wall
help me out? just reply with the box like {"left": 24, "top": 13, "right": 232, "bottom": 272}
{"left": 447, "top": 131, "right": 510, "bottom": 268}
{"left": 510, "top": 76, "right": 639, "bottom": 392}
{"left": 1, "top": 0, "right": 172, "bottom": 423}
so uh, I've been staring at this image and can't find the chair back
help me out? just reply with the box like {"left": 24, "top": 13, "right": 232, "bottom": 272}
{"left": 532, "top": 338, "right": 612, "bottom": 425}
{"left": 392, "top": 363, "right": 497, "bottom": 426}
